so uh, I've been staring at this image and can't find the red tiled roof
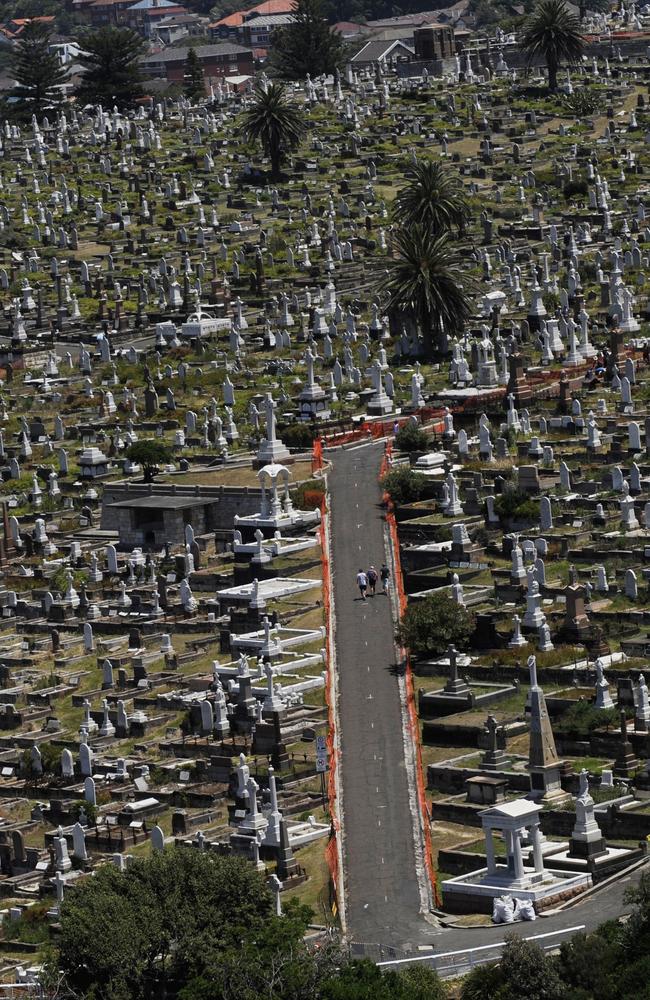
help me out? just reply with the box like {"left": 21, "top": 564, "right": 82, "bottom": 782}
{"left": 248, "top": 0, "right": 294, "bottom": 14}
{"left": 210, "top": 11, "right": 245, "bottom": 26}
{"left": 210, "top": 0, "right": 292, "bottom": 27}
{"left": 10, "top": 15, "right": 55, "bottom": 23}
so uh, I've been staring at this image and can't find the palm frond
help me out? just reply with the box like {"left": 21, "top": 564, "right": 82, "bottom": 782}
{"left": 393, "top": 159, "right": 470, "bottom": 236}
{"left": 377, "top": 226, "right": 472, "bottom": 353}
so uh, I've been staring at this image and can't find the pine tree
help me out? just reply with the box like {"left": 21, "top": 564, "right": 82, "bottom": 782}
{"left": 183, "top": 47, "right": 205, "bottom": 100}
{"left": 75, "top": 28, "right": 144, "bottom": 111}
{"left": 9, "top": 21, "right": 69, "bottom": 120}
{"left": 270, "top": 0, "right": 346, "bottom": 80}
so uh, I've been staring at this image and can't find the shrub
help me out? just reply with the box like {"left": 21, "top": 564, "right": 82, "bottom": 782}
{"left": 281, "top": 423, "right": 316, "bottom": 450}
{"left": 396, "top": 593, "right": 474, "bottom": 658}
{"left": 380, "top": 466, "right": 428, "bottom": 505}
{"left": 564, "top": 178, "right": 589, "bottom": 201}
{"left": 394, "top": 422, "right": 429, "bottom": 453}
{"left": 494, "top": 485, "right": 539, "bottom": 521}
{"left": 554, "top": 700, "right": 619, "bottom": 739}
{"left": 293, "top": 479, "right": 324, "bottom": 510}
{"left": 124, "top": 440, "right": 172, "bottom": 482}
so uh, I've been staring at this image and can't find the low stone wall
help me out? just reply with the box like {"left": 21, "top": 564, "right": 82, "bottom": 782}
{"left": 428, "top": 763, "right": 530, "bottom": 795}
{"left": 431, "top": 797, "right": 650, "bottom": 841}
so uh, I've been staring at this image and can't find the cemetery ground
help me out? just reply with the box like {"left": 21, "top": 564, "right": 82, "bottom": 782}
{"left": 6, "top": 27, "right": 650, "bottom": 996}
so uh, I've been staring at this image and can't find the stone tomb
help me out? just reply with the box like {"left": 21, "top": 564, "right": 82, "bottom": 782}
{"left": 442, "top": 799, "right": 592, "bottom": 914}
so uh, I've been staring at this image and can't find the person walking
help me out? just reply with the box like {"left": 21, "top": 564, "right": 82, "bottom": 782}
{"left": 367, "top": 565, "right": 378, "bottom": 596}
{"left": 356, "top": 568, "right": 368, "bottom": 601}
{"left": 380, "top": 563, "right": 390, "bottom": 593}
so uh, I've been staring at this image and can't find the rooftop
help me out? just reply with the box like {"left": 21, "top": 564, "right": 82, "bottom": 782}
{"left": 141, "top": 41, "right": 252, "bottom": 61}
{"left": 108, "top": 495, "right": 211, "bottom": 510}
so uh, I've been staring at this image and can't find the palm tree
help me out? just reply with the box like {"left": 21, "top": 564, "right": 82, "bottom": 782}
{"left": 393, "top": 159, "right": 470, "bottom": 236}
{"left": 378, "top": 226, "right": 472, "bottom": 355}
{"left": 237, "top": 83, "right": 306, "bottom": 182}
{"left": 521, "top": 0, "right": 584, "bottom": 93}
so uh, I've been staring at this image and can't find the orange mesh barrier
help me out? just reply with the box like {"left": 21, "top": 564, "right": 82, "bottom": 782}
{"left": 319, "top": 495, "right": 340, "bottom": 916}
{"left": 382, "top": 469, "right": 441, "bottom": 908}
{"left": 311, "top": 437, "right": 324, "bottom": 473}
{"left": 323, "top": 413, "right": 445, "bottom": 449}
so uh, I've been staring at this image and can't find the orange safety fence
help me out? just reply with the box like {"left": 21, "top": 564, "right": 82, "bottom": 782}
{"left": 382, "top": 461, "right": 441, "bottom": 908}
{"left": 311, "top": 436, "right": 324, "bottom": 474}
{"left": 322, "top": 411, "right": 445, "bottom": 450}
{"left": 318, "top": 493, "right": 341, "bottom": 917}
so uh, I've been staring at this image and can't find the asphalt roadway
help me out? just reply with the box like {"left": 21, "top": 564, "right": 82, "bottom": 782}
{"left": 328, "top": 440, "right": 432, "bottom": 947}
{"left": 327, "top": 439, "right": 650, "bottom": 957}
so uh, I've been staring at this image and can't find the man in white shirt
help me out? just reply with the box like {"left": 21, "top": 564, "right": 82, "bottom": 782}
{"left": 356, "top": 569, "right": 368, "bottom": 601}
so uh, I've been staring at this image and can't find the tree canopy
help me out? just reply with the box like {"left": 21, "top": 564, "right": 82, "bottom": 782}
{"left": 393, "top": 160, "right": 470, "bottom": 237}
{"left": 8, "top": 20, "right": 68, "bottom": 119}
{"left": 521, "top": 0, "right": 584, "bottom": 93}
{"left": 380, "top": 465, "right": 429, "bottom": 505}
{"left": 75, "top": 27, "right": 145, "bottom": 110}
{"left": 396, "top": 593, "right": 475, "bottom": 658}
{"left": 55, "top": 849, "right": 276, "bottom": 999}
{"left": 378, "top": 226, "right": 472, "bottom": 355}
{"left": 393, "top": 423, "right": 430, "bottom": 454}
{"left": 51, "top": 847, "right": 448, "bottom": 1000}
{"left": 124, "top": 440, "right": 172, "bottom": 483}
{"left": 270, "top": 0, "right": 346, "bottom": 80}
{"left": 237, "top": 82, "right": 307, "bottom": 181}
{"left": 184, "top": 47, "right": 205, "bottom": 100}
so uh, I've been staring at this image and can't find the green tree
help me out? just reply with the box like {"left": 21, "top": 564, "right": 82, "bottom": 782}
{"left": 208, "top": 0, "right": 242, "bottom": 18}
{"left": 378, "top": 226, "right": 472, "bottom": 356}
{"left": 398, "top": 964, "right": 448, "bottom": 999}
{"left": 497, "top": 935, "right": 566, "bottom": 999}
{"left": 21, "top": 741, "right": 60, "bottom": 782}
{"left": 54, "top": 848, "right": 277, "bottom": 999}
{"left": 183, "top": 47, "right": 204, "bottom": 100}
{"left": 394, "top": 423, "right": 429, "bottom": 453}
{"left": 322, "top": 959, "right": 446, "bottom": 1000}
{"left": 180, "top": 905, "right": 341, "bottom": 1000}
{"left": 124, "top": 440, "right": 172, "bottom": 483}
{"left": 271, "top": 0, "right": 346, "bottom": 79}
{"left": 460, "top": 961, "right": 505, "bottom": 1000}
{"left": 75, "top": 27, "right": 144, "bottom": 110}
{"left": 521, "top": 0, "right": 584, "bottom": 93}
{"left": 396, "top": 593, "right": 474, "bottom": 658}
{"left": 493, "top": 485, "right": 539, "bottom": 521}
{"left": 622, "top": 870, "right": 650, "bottom": 956}
{"left": 554, "top": 700, "right": 619, "bottom": 739}
{"left": 237, "top": 82, "right": 307, "bottom": 181}
{"left": 9, "top": 20, "right": 68, "bottom": 119}
{"left": 380, "top": 465, "right": 428, "bottom": 505}
{"left": 394, "top": 160, "right": 470, "bottom": 237}
{"left": 557, "top": 927, "right": 621, "bottom": 1000}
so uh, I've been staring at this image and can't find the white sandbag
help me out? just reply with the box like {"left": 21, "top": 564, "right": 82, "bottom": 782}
{"left": 492, "top": 894, "right": 515, "bottom": 923}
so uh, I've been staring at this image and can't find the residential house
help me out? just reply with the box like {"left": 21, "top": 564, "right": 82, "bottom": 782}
{"left": 350, "top": 37, "right": 414, "bottom": 69}
{"left": 139, "top": 41, "right": 254, "bottom": 90}
{"left": 85, "top": 0, "right": 135, "bottom": 27}
{"left": 240, "top": 12, "right": 295, "bottom": 49}
{"left": 125, "top": 0, "right": 190, "bottom": 36}
{"left": 209, "top": 0, "right": 294, "bottom": 40}
{"left": 153, "top": 12, "right": 209, "bottom": 44}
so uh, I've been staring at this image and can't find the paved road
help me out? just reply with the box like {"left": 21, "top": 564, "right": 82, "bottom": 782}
{"left": 378, "top": 860, "right": 650, "bottom": 971}
{"left": 328, "top": 440, "right": 649, "bottom": 956}
{"left": 329, "top": 440, "right": 431, "bottom": 947}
